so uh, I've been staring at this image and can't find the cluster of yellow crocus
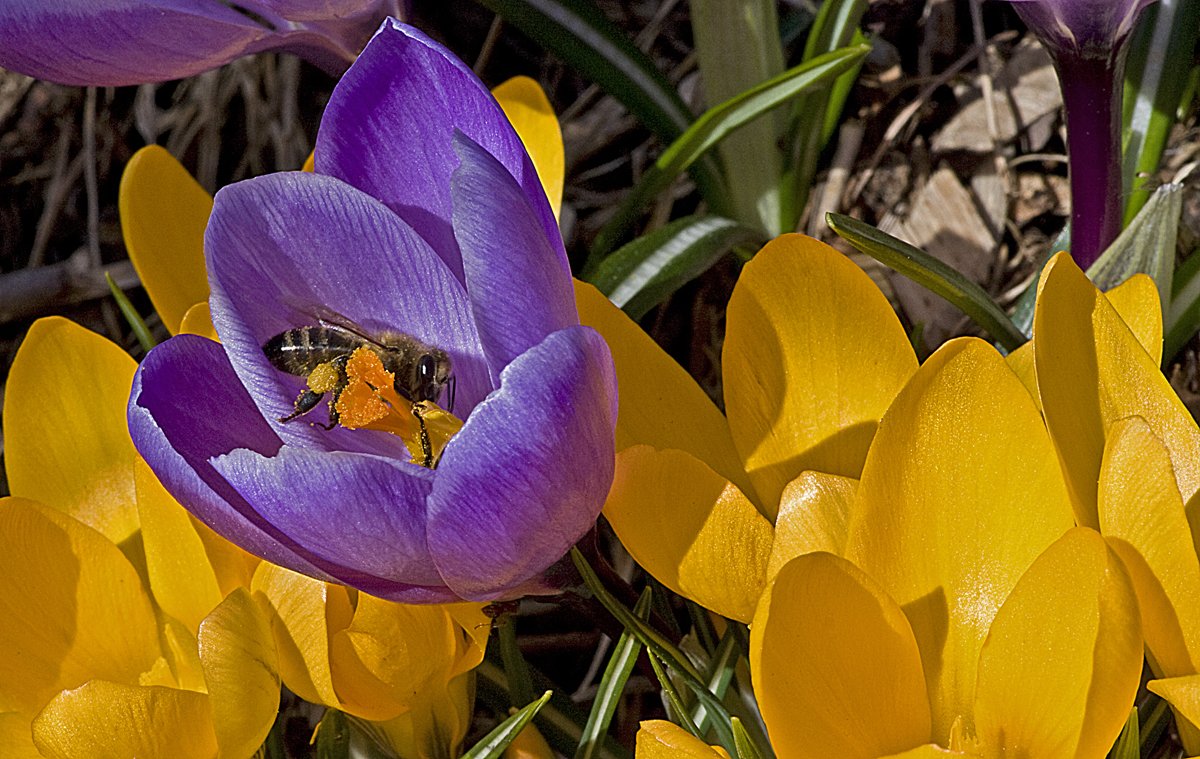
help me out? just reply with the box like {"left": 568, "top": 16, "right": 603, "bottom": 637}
{"left": 588, "top": 233, "right": 1200, "bottom": 759}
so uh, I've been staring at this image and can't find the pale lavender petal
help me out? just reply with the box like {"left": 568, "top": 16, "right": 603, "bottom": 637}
{"left": 211, "top": 446, "right": 445, "bottom": 586}
{"left": 315, "top": 18, "right": 567, "bottom": 283}
{"left": 205, "top": 171, "right": 491, "bottom": 458}
{"left": 452, "top": 131, "right": 578, "bottom": 379}
{"left": 426, "top": 325, "right": 617, "bottom": 601}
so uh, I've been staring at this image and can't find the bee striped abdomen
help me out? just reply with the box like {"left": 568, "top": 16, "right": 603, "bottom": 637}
{"left": 263, "top": 327, "right": 361, "bottom": 377}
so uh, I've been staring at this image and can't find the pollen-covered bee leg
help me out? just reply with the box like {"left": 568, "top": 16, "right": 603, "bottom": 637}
{"left": 321, "top": 355, "right": 352, "bottom": 430}
{"left": 411, "top": 404, "right": 435, "bottom": 469}
{"left": 279, "top": 389, "right": 325, "bottom": 423}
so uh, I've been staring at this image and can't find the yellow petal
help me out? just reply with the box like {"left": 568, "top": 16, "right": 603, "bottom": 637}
{"left": 0, "top": 497, "right": 160, "bottom": 720}
{"left": 880, "top": 747, "right": 980, "bottom": 759}
{"left": 1004, "top": 341, "right": 1040, "bottom": 413}
{"left": 1104, "top": 272, "right": 1162, "bottom": 364}
{"left": 1034, "top": 253, "right": 1200, "bottom": 528}
{"left": 724, "top": 235, "right": 918, "bottom": 518}
{"left": 3, "top": 317, "right": 139, "bottom": 543}
{"left": 635, "top": 720, "right": 729, "bottom": 759}
{"left": 190, "top": 515, "right": 260, "bottom": 599}
{"left": 0, "top": 712, "right": 42, "bottom": 759}
{"left": 974, "top": 528, "right": 1142, "bottom": 759}
{"left": 118, "top": 145, "right": 212, "bottom": 335}
{"left": 329, "top": 596, "right": 458, "bottom": 721}
{"left": 1148, "top": 674, "right": 1200, "bottom": 754}
{"left": 374, "top": 671, "right": 475, "bottom": 759}
{"left": 157, "top": 614, "right": 204, "bottom": 693}
{"left": 135, "top": 458, "right": 224, "bottom": 633}
{"left": 251, "top": 563, "right": 341, "bottom": 708}
{"left": 767, "top": 471, "right": 856, "bottom": 582}
{"left": 504, "top": 722, "right": 555, "bottom": 759}
{"left": 302, "top": 151, "right": 316, "bottom": 173}
{"left": 749, "top": 552, "right": 930, "bottom": 759}
{"left": 574, "top": 279, "right": 755, "bottom": 501}
{"left": 603, "top": 446, "right": 772, "bottom": 623}
{"left": 1098, "top": 417, "right": 1200, "bottom": 677}
{"left": 445, "top": 603, "right": 491, "bottom": 676}
{"left": 846, "top": 338, "right": 1074, "bottom": 742}
{"left": 179, "top": 302, "right": 218, "bottom": 340}
{"left": 32, "top": 681, "right": 217, "bottom": 759}
{"left": 493, "top": 76, "right": 563, "bottom": 219}
{"left": 198, "top": 587, "right": 280, "bottom": 759}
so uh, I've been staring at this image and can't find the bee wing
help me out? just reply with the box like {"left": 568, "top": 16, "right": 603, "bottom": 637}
{"left": 298, "top": 303, "right": 391, "bottom": 349}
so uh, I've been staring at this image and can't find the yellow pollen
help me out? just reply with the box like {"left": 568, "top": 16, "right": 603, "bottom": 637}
{"left": 333, "top": 347, "right": 463, "bottom": 468}
{"left": 306, "top": 361, "right": 341, "bottom": 394}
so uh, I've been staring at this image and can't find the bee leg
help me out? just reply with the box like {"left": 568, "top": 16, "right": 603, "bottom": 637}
{"left": 320, "top": 355, "right": 352, "bottom": 431}
{"left": 411, "top": 403, "right": 435, "bottom": 469}
{"left": 279, "top": 390, "right": 324, "bottom": 423}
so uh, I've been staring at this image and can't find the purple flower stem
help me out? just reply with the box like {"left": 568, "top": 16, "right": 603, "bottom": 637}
{"left": 1054, "top": 43, "right": 1129, "bottom": 270}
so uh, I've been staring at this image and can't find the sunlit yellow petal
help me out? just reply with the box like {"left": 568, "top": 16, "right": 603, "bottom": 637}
{"left": 0, "top": 712, "right": 42, "bottom": 759}
{"left": 880, "top": 747, "right": 980, "bottom": 758}
{"left": 1104, "top": 273, "right": 1162, "bottom": 364}
{"left": 375, "top": 672, "right": 474, "bottom": 759}
{"left": 574, "top": 280, "right": 755, "bottom": 501}
{"left": 974, "top": 528, "right": 1142, "bottom": 759}
{"left": 493, "top": 76, "right": 563, "bottom": 218}
{"left": 0, "top": 497, "right": 160, "bottom": 721}
{"left": 329, "top": 596, "right": 458, "bottom": 721}
{"left": 190, "top": 516, "right": 260, "bottom": 598}
{"left": 767, "top": 471, "right": 856, "bottom": 581}
{"left": 198, "top": 587, "right": 280, "bottom": 759}
{"left": 251, "top": 563, "right": 341, "bottom": 708}
{"left": 724, "top": 235, "right": 917, "bottom": 518}
{"left": 32, "top": 681, "right": 217, "bottom": 759}
{"left": 118, "top": 145, "right": 212, "bottom": 335}
{"left": 179, "top": 302, "right": 218, "bottom": 340}
{"left": 1148, "top": 675, "right": 1200, "bottom": 753}
{"left": 846, "top": 338, "right": 1074, "bottom": 742}
{"left": 1004, "top": 341, "right": 1040, "bottom": 412}
{"left": 1098, "top": 417, "right": 1200, "bottom": 677}
{"left": 135, "top": 458, "right": 223, "bottom": 633}
{"left": 3, "top": 317, "right": 139, "bottom": 543}
{"left": 157, "top": 614, "right": 204, "bottom": 692}
{"left": 750, "top": 552, "right": 930, "bottom": 759}
{"left": 302, "top": 151, "right": 315, "bottom": 173}
{"left": 445, "top": 603, "right": 491, "bottom": 676}
{"left": 1034, "top": 253, "right": 1200, "bottom": 528}
{"left": 635, "top": 720, "right": 729, "bottom": 759}
{"left": 504, "top": 722, "right": 555, "bottom": 759}
{"left": 604, "top": 446, "right": 772, "bottom": 623}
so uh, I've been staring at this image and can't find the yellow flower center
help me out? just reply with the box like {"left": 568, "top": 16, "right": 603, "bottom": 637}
{"left": 331, "top": 347, "right": 462, "bottom": 468}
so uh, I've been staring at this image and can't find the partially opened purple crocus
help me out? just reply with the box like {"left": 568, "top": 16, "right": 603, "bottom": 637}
{"left": 128, "top": 20, "right": 619, "bottom": 604}
{"left": 1007, "top": 0, "right": 1157, "bottom": 268}
{"left": 0, "top": 0, "right": 400, "bottom": 86}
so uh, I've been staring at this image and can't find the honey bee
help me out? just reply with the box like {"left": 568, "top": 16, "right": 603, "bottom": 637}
{"left": 262, "top": 309, "right": 453, "bottom": 430}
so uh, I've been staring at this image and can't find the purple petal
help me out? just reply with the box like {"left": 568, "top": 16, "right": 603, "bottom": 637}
{"left": 426, "top": 325, "right": 617, "bottom": 601}
{"left": 0, "top": 0, "right": 388, "bottom": 86}
{"left": 204, "top": 171, "right": 491, "bottom": 458}
{"left": 211, "top": 446, "right": 445, "bottom": 586}
{"left": 1009, "top": 0, "right": 1156, "bottom": 51}
{"left": 315, "top": 19, "right": 567, "bottom": 283}
{"left": 128, "top": 334, "right": 336, "bottom": 582}
{"left": 452, "top": 131, "right": 579, "bottom": 379}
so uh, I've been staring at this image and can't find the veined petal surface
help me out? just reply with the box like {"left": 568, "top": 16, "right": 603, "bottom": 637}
{"left": 724, "top": 235, "right": 917, "bottom": 518}
{"left": 767, "top": 471, "right": 857, "bottom": 581}
{"left": 847, "top": 338, "right": 1074, "bottom": 741}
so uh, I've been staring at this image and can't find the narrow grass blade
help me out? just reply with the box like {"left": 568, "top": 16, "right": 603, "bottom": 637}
{"left": 106, "top": 271, "right": 155, "bottom": 354}
{"left": 1122, "top": 0, "right": 1200, "bottom": 223}
{"left": 585, "top": 215, "right": 765, "bottom": 317}
{"left": 474, "top": 0, "right": 729, "bottom": 213}
{"left": 499, "top": 618, "right": 536, "bottom": 710}
{"left": 314, "top": 708, "right": 350, "bottom": 759}
{"left": 648, "top": 650, "right": 704, "bottom": 739}
{"left": 1109, "top": 707, "right": 1139, "bottom": 759}
{"left": 574, "top": 589, "right": 652, "bottom": 759}
{"left": 690, "top": 625, "right": 740, "bottom": 734}
{"left": 592, "top": 45, "right": 868, "bottom": 258}
{"left": 570, "top": 548, "right": 738, "bottom": 753}
{"left": 826, "top": 212, "right": 1027, "bottom": 351}
{"left": 731, "top": 718, "right": 767, "bottom": 759}
{"left": 463, "top": 691, "right": 553, "bottom": 759}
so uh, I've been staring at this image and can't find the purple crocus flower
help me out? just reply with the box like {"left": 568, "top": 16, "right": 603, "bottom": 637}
{"left": 127, "top": 20, "right": 619, "bottom": 604}
{"left": 1007, "top": 0, "right": 1157, "bottom": 268}
{"left": 0, "top": 0, "right": 401, "bottom": 86}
